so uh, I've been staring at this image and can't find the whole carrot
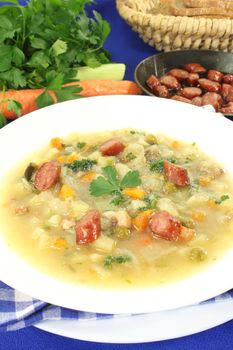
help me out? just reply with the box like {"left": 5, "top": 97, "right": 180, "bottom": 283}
{"left": 0, "top": 80, "right": 142, "bottom": 120}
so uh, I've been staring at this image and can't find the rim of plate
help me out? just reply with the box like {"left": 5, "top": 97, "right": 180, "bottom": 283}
{"left": 0, "top": 95, "right": 233, "bottom": 314}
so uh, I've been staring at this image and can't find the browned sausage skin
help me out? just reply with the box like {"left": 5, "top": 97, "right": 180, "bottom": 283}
{"left": 145, "top": 64, "right": 233, "bottom": 114}
{"left": 159, "top": 75, "right": 180, "bottom": 89}
{"left": 223, "top": 74, "right": 233, "bottom": 84}
{"left": 75, "top": 210, "right": 101, "bottom": 244}
{"left": 187, "top": 73, "right": 199, "bottom": 86}
{"left": 146, "top": 74, "right": 159, "bottom": 90}
{"left": 164, "top": 160, "right": 190, "bottom": 187}
{"left": 198, "top": 79, "right": 221, "bottom": 93}
{"left": 149, "top": 211, "right": 182, "bottom": 241}
{"left": 34, "top": 160, "right": 61, "bottom": 191}
{"left": 207, "top": 70, "right": 223, "bottom": 83}
{"left": 181, "top": 87, "right": 202, "bottom": 99}
{"left": 183, "top": 63, "right": 206, "bottom": 74}
{"left": 167, "top": 68, "right": 189, "bottom": 81}
{"left": 201, "top": 92, "right": 222, "bottom": 111}
{"left": 100, "top": 139, "right": 125, "bottom": 156}
{"left": 171, "top": 95, "right": 192, "bottom": 104}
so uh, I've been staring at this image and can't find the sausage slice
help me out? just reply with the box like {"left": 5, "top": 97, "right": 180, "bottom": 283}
{"left": 100, "top": 139, "right": 125, "bottom": 156}
{"left": 149, "top": 211, "right": 182, "bottom": 241}
{"left": 183, "top": 63, "right": 206, "bottom": 74}
{"left": 164, "top": 160, "right": 190, "bottom": 186}
{"left": 34, "top": 160, "right": 61, "bottom": 191}
{"left": 75, "top": 210, "right": 101, "bottom": 244}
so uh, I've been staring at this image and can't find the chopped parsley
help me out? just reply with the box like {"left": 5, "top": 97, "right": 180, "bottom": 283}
{"left": 77, "top": 142, "right": 86, "bottom": 149}
{"left": 215, "top": 195, "right": 230, "bottom": 205}
{"left": 149, "top": 158, "right": 176, "bottom": 173}
{"left": 65, "top": 159, "right": 96, "bottom": 172}
{"left": 126, "top": 152, "right": 136, "bottom": 161}
{"left": 104, "top": 255, "right": 131, "bottom": 268}
{"left": 149, "top": 159, "right": 164, "bottom": 173}
{"left": 139, "top": 195, "right": 158, "bottom": 211}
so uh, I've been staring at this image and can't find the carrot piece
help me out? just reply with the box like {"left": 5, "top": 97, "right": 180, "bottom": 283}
{"left": 191, "top": 211, "right": 206, "bottom": 222}
{"left": 207, "top": 199, "right": 216, "bottom": 208}
{"left": 0, "top": 80, "right": 142, "bottom": 120}
{"left": 57, "top": 155, "right": 66, "bottom": 164}
{"left": 179, "top": 226, "right": 195, "bottom": 242}
{"left": 122, "top": 187, "right": 145, "bottom": 200}
{"left": 198, "top": 176, "right": 212, "bottom": 186}
{"left": 50, "top": 137, "right": 64, "bottom": 150}
{"left": 64, "top": 80, "right": 142, "bottom": 97}
{"left": 66, "top": 153, "right": 79, "bottom": 163}
{"left": 80, "top": 171, "right": 97, "bottom": 183}
{"left": 171, "top": 140, "right": 181, "bottom": 150}
{"left": 53, "top": 237, "right": 69, "bottom": 249}
{"left": 132, "top": 210, "right": 154, "bottom": 231}
{"left": 59, "top": 184, "right": 76, "bottom": 200}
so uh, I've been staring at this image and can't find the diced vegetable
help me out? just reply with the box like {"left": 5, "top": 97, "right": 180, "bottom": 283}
{"left": 179, "top": 226, "right": 195, "bottom": 242}
{"left": 189, "top": 247, "right": 207, "bottom": 262}
{"left": 80, "top": 172, "right": 97, "bottom": 183}
{"left": 53, "top": 237, "right": 69, "bottom": 249}
{"left": 198, "top": 176, "right": 212, "bottom": 187}
{"left": 103, "top": 210, "right": 131, "bottom": 228}
{"left": 91, "top": 234, "right": 116, "bottom": 253}
{"left": 145, "top": 134, "right": 158, "bottom": 145}
{"left": 50, "top": 138, "right": 64, "bottom": 150}
{"left": 191, "top": 211, "right": 206, "bottom": 222}
{"left": 132, "top": 210, "right": 154, "bottom": 231}
{"left": 113, "top": 226, "right": 131, "bottom": 240}
{"left": 122, "top": 187, "right": 145, "bottom": 200}
{"left": 59, "top": 184, "right": 75, "bottom": 200}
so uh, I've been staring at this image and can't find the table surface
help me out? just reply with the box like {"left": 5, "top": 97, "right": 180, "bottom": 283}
{"left": 1, "top": 1, "right": 233, "bottom": 349}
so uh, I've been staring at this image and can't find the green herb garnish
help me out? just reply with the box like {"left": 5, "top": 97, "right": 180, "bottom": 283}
{"left": 104, "top": 255, "right": 131, "bottom": 268}
{"left": 0, "top": 0, "right": 111, "bottom": 114}
{"left": 150, "top": 158, "right": 176, "bottom": 173}
{"left": 139, "top": 195, "right": 158, "bottom": 211}
{"left": 0, "top": 112, "right": 7, "bottom": 128}
{"left": 150, "top": 159, "right": 164, "bottom": 173}
{"left": 77, "top": 142, "right": 87, "bottom": 150}
{"left": 65, "top": 159, "right": 96, "bottom": 172}
{"left": 126, "top": 152, "right": 136, "bottom": 161}
{"left": 89, "top": 165, "right": 141, "bottom": 204}
{"left": 215, "top": 195, "right": 230, "bottom": 205}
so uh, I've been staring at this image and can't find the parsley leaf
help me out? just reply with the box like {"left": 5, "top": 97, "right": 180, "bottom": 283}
{"left": 7, "top": 99, "right": 22, "bottom": 117}
{"left": 89, "top": 165, "right": 141, "bottom": 204}
{"left": 77, "top": 142, "right": 86, "bottom": 149}
{"left": 65, "top": 159, "right": 96, "bottom": 172}
{"left": 121, "top": 170, "right": 141, "bottom": 188}
{"left": 35, "top": 90, "right": 54, "bottom": 109}
{"left": 104, "top": 255, "right": 131, "bottom": 268}
{"left": 215, "top": 195, "right": 230, "bottom": 205}
{"left": 0, "top": 0, "right": 111, "bottom": 111}
{"left": 0, "top": 112, "right": 7, "bottom": 128}
{"left": 89, "top": 176, "right": 115, "bottom": 196}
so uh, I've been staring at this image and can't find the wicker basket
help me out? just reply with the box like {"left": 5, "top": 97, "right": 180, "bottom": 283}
{"left": 116, "top": 0, "right": 233, "bottom": 52}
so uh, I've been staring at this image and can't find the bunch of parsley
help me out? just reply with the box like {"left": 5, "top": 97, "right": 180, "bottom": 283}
{"left": 0, "top": 0, "right": 111, "bottom": 115}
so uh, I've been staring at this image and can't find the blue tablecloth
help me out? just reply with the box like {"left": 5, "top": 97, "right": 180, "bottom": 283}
{"left": 1, "top": 0, "right": 233, "bottom": 349}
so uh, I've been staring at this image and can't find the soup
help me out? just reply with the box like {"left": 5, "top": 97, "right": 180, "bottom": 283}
{"left": 0, "top": 129, "right": 233, "bottom": 288}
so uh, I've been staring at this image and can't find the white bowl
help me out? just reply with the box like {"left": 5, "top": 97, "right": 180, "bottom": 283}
{"left": 0, "top": 95, "right": 233, "bottom": 314}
